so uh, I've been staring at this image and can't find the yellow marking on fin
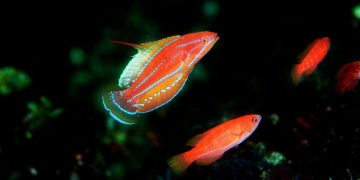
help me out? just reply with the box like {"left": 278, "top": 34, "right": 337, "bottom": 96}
{"left": 116, "top": 35, "right": 181, "bottom": 89}
{"left": 138, "top": 35, "right": 181, "bottom": 51}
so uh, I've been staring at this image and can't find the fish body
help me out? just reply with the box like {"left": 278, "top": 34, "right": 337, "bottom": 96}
{"left": 335, "top": 61, "right": 360, "bottom": 94}
{"left": 291, "top": 37, "right": 330, "bottom": 85}
{"left": 103, "top": 31, "right": 219, "bottom": 124}
{"left": 167, "top": 114, "right": 261, "bottom": 174}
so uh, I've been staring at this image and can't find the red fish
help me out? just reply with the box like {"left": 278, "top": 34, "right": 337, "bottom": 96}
{"left": 291, "top": 37, "right": 330, "bottom": 85}
{"left": 335, "top": 61, "right": 360, "bottom": 94}
{"left": 167, "top": 114, "right": 261, "bottom": 174}
{"left": 103, "top": 31, "right": 219, "bottom": 124}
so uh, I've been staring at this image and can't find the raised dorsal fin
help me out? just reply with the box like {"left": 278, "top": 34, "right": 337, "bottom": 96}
{"left": 139, "top": 35, "right": 181, "bottom": 50}
{"left": 186, "top": 134, "right": 205, "bottom": 146}
{"left": 111, "top": 41, "right": 144, "bottom": 50}
{"left": 112, "top": 35, "right": 181, "bottom": 51}
{"left": 186, "top": 128, "right": 214, "bottom": 146}
{"left": 195, "top": 151, "right": 224, "bottom": 165}
{"left": 115, "top": 35, "right": 181, "bottom": 89}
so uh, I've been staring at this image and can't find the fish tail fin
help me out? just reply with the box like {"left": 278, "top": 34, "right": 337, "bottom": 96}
{"left": 167, "top": 152, "right": 193, "bottom": 175}
{"left": 102, "top": 90, "right": 139, "bottom": 125}
{"left": 291, "top": 66, "right": 301, "bottom": 86}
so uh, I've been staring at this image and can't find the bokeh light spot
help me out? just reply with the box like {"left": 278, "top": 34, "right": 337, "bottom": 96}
{"left": 69, "top": 48, "right": 86, "bottom": 65}
{"left": 203, "top": 0, "right": 220, "bottom": 17}
{"left": 353, "top": 4, "right": 360, "bottom": 19}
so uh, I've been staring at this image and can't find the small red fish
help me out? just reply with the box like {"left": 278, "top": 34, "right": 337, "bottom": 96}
{"left": 291, "top": 37, "right": 330, "bottom": 85}
{"left": 103, "top": 31, "right": 219, "bottom": 125}
{"left": 335, "top": 61, "right": 360, "bottom": 94}
{"left": 167, "top": 114, "right": 261, "bottom": 174}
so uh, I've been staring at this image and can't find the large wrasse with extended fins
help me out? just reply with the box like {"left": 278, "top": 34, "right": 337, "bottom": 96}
{"left": 167, "top": 114, "right": 261, "bottom": 174}
{"left": 103, "top": 31, "right": 219, "bottom": 125}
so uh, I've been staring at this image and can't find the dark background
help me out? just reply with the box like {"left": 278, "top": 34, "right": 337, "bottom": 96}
{"left": 1, "top": 0, "right": 360, "bottom": 179}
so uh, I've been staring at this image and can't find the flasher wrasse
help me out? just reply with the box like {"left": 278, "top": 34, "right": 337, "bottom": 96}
{"left": 335, "top": 61, "right": 360, "bottom": 94}
{"left": 167, "top": 114, "right": 261, "bottom": 174}
{"left": 103, "top": 31, "right": 219, "bottom": 125}
{"left": 291, "top": 37, "right": 330, "bottom": 85}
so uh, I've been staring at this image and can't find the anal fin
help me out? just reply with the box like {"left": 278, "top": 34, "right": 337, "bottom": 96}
{"left": 196, "top": 151, "right": 224, "bottom": 166}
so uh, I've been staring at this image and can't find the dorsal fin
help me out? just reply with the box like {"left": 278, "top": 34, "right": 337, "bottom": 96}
{"left": 186, "top": 134, "right": 205, "bottom": 146}
{"left": 112, "top": 41, "right": 144, "bottom": 50}
{"left": 139, "top": 35, "right": 181, "bottom": 50}
{"left": 115, "top": 35, "right": 181, "bottom": 89}
{"left": 186, "top": 129, "right": 214, "bottom": 146}
{"left": 112, "top": 35, "right": 181, "bottom": 51}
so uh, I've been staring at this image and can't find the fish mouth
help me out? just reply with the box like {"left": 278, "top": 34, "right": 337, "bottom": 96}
{"left": 213, "top": 36, "right": 219, "bottom": 44}
{"left": 208, "top": 35, "right": 219, "bottom": 48}
{"left": 249, "top": 114, "right": 262, "bottom": 134}
{"left": 256, "top": 115, "right": 262, "bottom": 121}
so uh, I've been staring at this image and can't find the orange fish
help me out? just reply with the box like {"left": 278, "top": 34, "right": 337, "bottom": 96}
{"left": 167, "top": 114, "right": 261, "bottom": 174}
{"left": 103, "top": 31, "right": 219, "bottom": 125}
{"left": 291, "top": 37, "right": 330, "bottom": 85}
{"left": 335, "top": 61, "right": 360, "bottom": 94}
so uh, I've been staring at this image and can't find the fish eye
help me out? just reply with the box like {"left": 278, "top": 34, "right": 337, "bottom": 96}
{"left": 252, "top": 117, "right": 258, "bottom": 123}
{"left": 202, "top": 38, "right": 207, "bottom": 43}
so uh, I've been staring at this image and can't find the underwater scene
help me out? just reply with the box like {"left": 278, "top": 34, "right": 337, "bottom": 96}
{"left": 1, "top": 1, "right": 360, "bottom": 179}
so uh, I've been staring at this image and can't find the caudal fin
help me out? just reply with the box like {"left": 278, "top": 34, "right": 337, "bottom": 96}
{"left": 167, "top": 153, "right": 193, "bottom": 175}
{"left": 291, "top": 66, "right": 301, "bottom": 86}
{"left": 102, "top": 91, "right": 139, "bottom": 125}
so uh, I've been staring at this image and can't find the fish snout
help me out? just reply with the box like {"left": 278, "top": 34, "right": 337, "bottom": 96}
{"left": 251, "top": 114, "right": 262, "bottom": 123}
{"left": 256, "top": 115, "right": 262, "bottom": 122}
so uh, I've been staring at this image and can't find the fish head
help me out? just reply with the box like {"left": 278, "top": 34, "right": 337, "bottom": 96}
{"left": 179, "top": 31, "right": 219, "bottom": 68}
{"left": 234, "top": 114, "right": 262, "bottom": 135}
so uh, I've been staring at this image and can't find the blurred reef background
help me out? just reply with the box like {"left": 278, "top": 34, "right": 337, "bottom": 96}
{"left": 1, "top": 1, "right": 360, "bottom": 179}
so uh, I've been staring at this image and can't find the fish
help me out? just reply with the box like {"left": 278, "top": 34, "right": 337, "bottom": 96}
{"left": 335, "top": 61, "right": 360, "bottom": 94}
{"left": 291, "top": 37, "right": 330, "bottom": 85}
{"left": 167, "top": 114, "right": 261, "bottom": 174}
{"left": 103, "top": 31, "right": 219, "bottom": 125}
